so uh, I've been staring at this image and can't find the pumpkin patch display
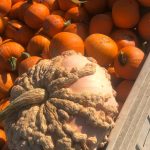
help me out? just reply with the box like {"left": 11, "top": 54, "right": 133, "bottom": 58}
{"left": 0, "top": 0, "right": 149, "bottom": 149}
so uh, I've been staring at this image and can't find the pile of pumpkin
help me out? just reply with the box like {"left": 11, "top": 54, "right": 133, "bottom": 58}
{"left": 0, "top": 0, "right": 150, "bottom": 149}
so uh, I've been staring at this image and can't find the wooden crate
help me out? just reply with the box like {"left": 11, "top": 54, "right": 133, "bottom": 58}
{"left": 106, "top": 53, "right": 150, "bottom": 150}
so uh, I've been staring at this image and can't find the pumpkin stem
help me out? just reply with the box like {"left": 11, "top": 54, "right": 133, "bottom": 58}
{"left": 21, "top": 52, "right": 31, "bottom": 59}
{"left": 118, "top": 51, "right": 128, "bottom": 66}
{"left": 7, "top": 21, "right": 20, "bottom": 31}
{"left": 8, "top": 57, "right": 17, "bottom": 71}
{"left": 64, "top": 20, "right": 71, "bottom": 27}
{"left": 71, "top": 0, "right": 87, "bottom": 5}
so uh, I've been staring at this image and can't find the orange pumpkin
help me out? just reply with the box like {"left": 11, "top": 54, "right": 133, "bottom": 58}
{"left": 43, "top": 15, "right": 66, "bottom": 37}
{"left": 0, "top": 0, "right": 12, "bottom": 16}
{"left": 4, "top": 20, "right": 34, "bottom": 46}
{"left": 138, "top": 0, "right": 150, "bottom": 7}
{"left": 0, "top": 72, "right": 16, "bottom": 99}
{"left": 84, "top": 0, "right": 107, "bottom": 14}
{"left": 85, "top": 34, "right": 118, "bottom": 67}
{"left": 64, "top": 23, "right": 89, "bottom": 40}
{"left": 18, "top": 56, "right": 42, "bottom": 75}
{"left": 112, "top": 0, "right": 140, "bottom": 28}
{"left": 116, "top": 80, "right": 134, "bottom": 110}
{"left": 24, "top": 1, "right": 50, "bottom": 29}
{"left": 27, "top": 35, "right": 51, "bottom": 59}
{"left": 0, "top": 41, "right": 25, "bottom": 71}
{"left": 64, "top": 6, "right": 89, "bottom": 23}
{"left": 114, "top": 46, "right": 145, "bottom": 80}
{"left": 0, "top": 129, "right": 6, "bottom": 148}
{"left": 50, "top": 32, "right": 84, "bottom": 57}
{"left": 89, "top": 13, "right": 113, "bottom": 35}
{"left": 110, "top": 29, "right": 139, "bottom": 49}
{"left": 138, "top": 13, "right": 150, "bottom": 41}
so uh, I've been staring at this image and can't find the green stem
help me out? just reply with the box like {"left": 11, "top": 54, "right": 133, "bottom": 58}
{"left": 118, "top": 51, "right": 127, "bottom": 66}
{"left": 64, "top": 20, "right": 71, "bottom": 27}
{"left": 8, "top": 57, "right": 17, "bottom": 71}
{"left": 21, "top": 52, "right": 31, "bottom": 60}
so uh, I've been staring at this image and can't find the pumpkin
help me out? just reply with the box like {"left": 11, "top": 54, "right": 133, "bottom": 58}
{"left": 4, "top": 20, "right": 34, "bottom": 46}
{"left": 83, "top": 0, "right": 107, "bottom": 15}
{"left": 64, "top": 6, "right": 89, "bottom": 23}
{"left": 43, "top": 15, "right": 67, "bottom": 38}
{"left": 24, "top": 0, "right": 50, "bottom": 29}
{"left": 89, "top": 13, "right": 113, "bottom": 35}
{"left": 34, "top": 0, "right": 59, "bottom": 11}
{"left": 51, "top": 9, "right": 65, "bottom": 17}
{"left": 50, "top": 32, "right": 84, "bottom": 57}
{"left": 0, "top": 0, "right": 12, "bottom": 17}
{"left": 27, "top": 35, "right": 51, "bottom": 59}
{"left": 85, "top": 34, "right": 118, "bottom": 67}
{"left": 0, "top": 129, "right": 6, "bottom": 148}
{"left": 0, "top": 50, "right": 118, "bottom": 150}
{"left": 112, "top": 0, "right": 140, "bottom": 28}
{"left": 138, "top": 0, "right": 150, "bottom": 7}
{"left": 58, "top": 0, "right": 79, "bottom": 11}
{"left": 114, "top": 46, "right": 145, "bottom": 80}
{"left": 110, "top": 29, "right": 139, "bottom": 50}
{"left": 18, "top": 56, "right": 42, "bottom": 75}
{"left": 0, "top": 41, "right": 25, "bottom": 71}
{"left": 138, "top": 13, "right": 150, "bottom": 41}
{"left": 63, "top": 22, "right": 89, "bottom": 40}
{"left": 12, "top": 0, "right": 25, "bottom": 5}
{"left": 0, "top": 72, "right": 16, "bottom": 99}
{"left": 116, "top": 80, "right": 134, "bottom": 110}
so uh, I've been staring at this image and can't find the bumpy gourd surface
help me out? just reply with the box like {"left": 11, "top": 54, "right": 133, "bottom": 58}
{"left": 4, "top": 51, "right": 118, "bottom": 150}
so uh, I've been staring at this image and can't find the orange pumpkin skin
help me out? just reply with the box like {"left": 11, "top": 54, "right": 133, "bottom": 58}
{"left": 0, "top": 41, "right": 25, "bottom": 71}
{"left": 64, "top": 7, "right": 89, "bottom": 23}
{"left": 51, "top": 10, "right": 65, "bottom": 17}
{"left": 138, "top": 0, "right": 150, "bottom": 7}
{"left": 89, "top": 14, "right": 113, "bottom": 35}
{"left": 0, "top": 73, "right": 16, "bottom": 99}
{"left": 18, "top": 56, "right": 42, "bottom": 75}
{"left": 24, "top": 2, "right": 50, "bottom": 29}
{"left": 58, "top": 0, "right": 77, "bottom": 11}
{"left": 4, "top": 20, "right": 34, "bottom": 46}
{"left": 0, "top": 129, "right": 6, "bottom": 148}
{"left": 27, "top": 35, "right": 51, "bottom": 59}
{"left": 43, "top": 15, "right": 65, "bottom": 38}
{"left": 85, "top": 34, "right": 118, "bottom": 67}
{"left": 112, "top": 0, "right": 140, "bottom": 28}
{"left": 63, "top": 23, "right": 89, "bottom": 40}
{"left": 84, "top": 0, "right": 107, "bottom": 15}
{"left": 50, "top": 32, "right": 84, "bottom": 57}
{"left": 116, "top": 80, "right": 134, "bottom": 110}
{"left": 0, "top": 0, "right": 12, "bottom": 17}
{"left": 114, "top": 46, "right": 145, "bottom": 80}
{"left": 110, "top": 29, "right": 139, "bottom": 50}
{"left": 138, "top": 13, "right": 150, "bottom": 41}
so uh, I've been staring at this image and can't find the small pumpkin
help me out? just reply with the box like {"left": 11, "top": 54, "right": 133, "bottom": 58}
{"left": 0, "top": 129, "right": 6, "bottom": 148}
{"left": 64, "top": 6, "right": 89, "bottom": 23}
{"left": 0, "top": 41, "right": 25, "bottom": 71}
{"left": 116, "top": 80, "right": 134, "bottom": 110}
{"left": 85, "top": 34, "right": 118, "bottom": 67}
{"left": 24, "top": 0, "right": 50, "bottom": 29}
{"left": 138, "top": 13, "right": 150, "bottom": 41}
{"left": 110, "top": 29, "right": 139, "bottom": 50}
{"left": 63, "top": 22, "right": 89, "bottom": 40}
{"left": 43, "top": 14, "right": 67, "bottom": 37}
{"left": 112, "top": 0, "right": 140, "bottom": 28}
{"left": 89, "top": 13, "right": 113, "bottom": 35}
{"left": 18, "top": 56, "right": 42, "bottom": 75}
{"left": 0, "top": 0, "right": 12, "bottom": 16}
{"left": 27, "top": 35, "right": 51, "bottom": 59}
{"left": 50, "top": 32, "right": 84, "bottom": 57}
{"left": 0, "top": 72, "right": 16, "bottom": 99}
{"left": 4, "top": 20, "right": 34, "bottom": 46}
{"left": 34, "top": 0, "right": 59, "bottom": 11}
{"left": 114, "top": 46, "right": 145, "bottom": 80}
{"left": 84, "top": 0, "right": 107, "bottom": 15}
